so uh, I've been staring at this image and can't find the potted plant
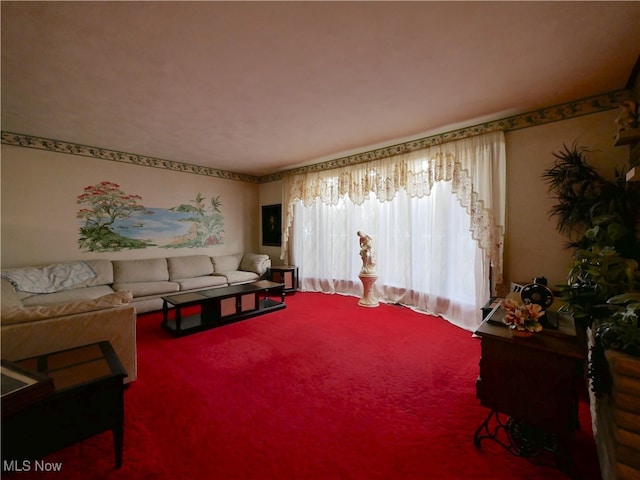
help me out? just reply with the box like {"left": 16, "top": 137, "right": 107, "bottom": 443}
{"left": 544, "top": 142, "right": 640, "bottom": 479}
{"left": 542, "top": 143, "right": 640, "bottom": 333}
{"left": 598, "top": 293, "right": 640, "bottom": 356}
{"left": 560, "top": 214, "right": 639, "bottom": 330}
{"left": 543, "top": 142, "right": 640, "bottom": 382}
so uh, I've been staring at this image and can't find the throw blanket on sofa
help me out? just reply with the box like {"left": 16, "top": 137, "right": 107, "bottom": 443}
{"left": 1, "top": 262, "right": 96, "bottom": 294}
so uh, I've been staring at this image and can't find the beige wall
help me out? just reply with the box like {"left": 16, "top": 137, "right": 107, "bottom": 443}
{"left": 1, "top": 146, "right": 259, "bottom": 268}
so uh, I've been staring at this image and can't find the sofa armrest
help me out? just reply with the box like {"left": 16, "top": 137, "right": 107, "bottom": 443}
{"left": 1, "top": 304, "right": 137, "bottom": 383}
{"left": 1, "top": 278, "right": 23, "bottom": 308}
{"left": 239, "top": 253, "right": 271, "bottom": 277}
{"left": 1, "top": 291, "right": 133, "bottom": 326}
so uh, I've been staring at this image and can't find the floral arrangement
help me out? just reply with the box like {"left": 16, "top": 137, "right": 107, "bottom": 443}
{"left": 502, "top": 298, "right": 545, "bottom": 333}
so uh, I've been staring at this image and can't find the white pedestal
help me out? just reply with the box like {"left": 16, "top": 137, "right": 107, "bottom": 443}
{"left": 358, "top": 274, "right": 379, "bottom": 308}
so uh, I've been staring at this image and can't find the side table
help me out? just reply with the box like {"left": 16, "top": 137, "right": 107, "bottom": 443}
{"left": 1, "top": 341, "right": 127, "bottom": 469}
{"left": 269, "top": 265, "right": 298, "bottom": 295}
{"left": 473, "top": 308, "right": 586, "bottom": 477}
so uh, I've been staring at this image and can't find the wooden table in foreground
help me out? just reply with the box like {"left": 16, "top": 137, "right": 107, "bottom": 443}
{"left": 473, "top": 307, "right": 587, "bottom": 477}
{"left": 161, "top": 280, "right": 286, "bottom": 337}
{"left": 1, "top": 341, "right": 127, "bottom": 469}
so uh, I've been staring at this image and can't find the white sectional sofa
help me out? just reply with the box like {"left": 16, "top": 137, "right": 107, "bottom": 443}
{"left": 1, "top": 253, "right": 271, "bottom": 314}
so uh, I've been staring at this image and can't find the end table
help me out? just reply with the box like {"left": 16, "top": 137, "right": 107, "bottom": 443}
{"left": 1, "top": 341, "right": 127, "bottom": 469}
{"left": 269, "top": 265, "right": 298, "bottom": 295}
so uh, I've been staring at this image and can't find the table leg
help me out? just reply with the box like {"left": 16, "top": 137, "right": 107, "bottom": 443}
{"left": 175, "top": 306, "right": 182, "bottom": 332}
{"left": 473, "top": 409, "right": 576, "bottom": 476}
{"left": 162, "top": 299, "right": 168, "bottom": 327}
{"left": 113, "top": 425, "right": 123, "bottom": 469}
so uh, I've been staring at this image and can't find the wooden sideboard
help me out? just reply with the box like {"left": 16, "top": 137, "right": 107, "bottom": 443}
{"left": 474, "top": 307, "right": 586, "bottom": 476}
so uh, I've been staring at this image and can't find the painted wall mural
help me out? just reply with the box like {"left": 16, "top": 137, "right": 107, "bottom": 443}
{"left": 76, "top": 181, "right": 224, "bottom": 252}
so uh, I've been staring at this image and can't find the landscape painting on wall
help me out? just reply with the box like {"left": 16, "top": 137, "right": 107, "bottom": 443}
{"left": 76, "top": 181, "right": 224, "bottom": 252}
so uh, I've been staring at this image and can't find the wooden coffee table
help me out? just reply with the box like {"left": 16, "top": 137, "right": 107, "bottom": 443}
{"left": 161, "top": 280, "right": 286, "bottom": 336}
{"left": 1, "top": 341, "right": 127, "bottom": 469}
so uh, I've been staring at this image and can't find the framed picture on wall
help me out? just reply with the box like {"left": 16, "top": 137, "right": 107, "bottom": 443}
{"left": 262, "top": 204, "right": 282, "bottom": 246}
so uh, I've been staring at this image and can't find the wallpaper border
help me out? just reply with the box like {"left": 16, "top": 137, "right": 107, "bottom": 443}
{"left": 0, "top": 133, "right": 261, "bottom": 184}
{"left": 1, "top": 90, "right": 630, "bottom": 184}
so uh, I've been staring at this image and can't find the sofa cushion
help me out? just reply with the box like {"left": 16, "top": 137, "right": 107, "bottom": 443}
{"left": 21, "top": 285, "right": 116, "bottom": 307}
{"left": 211, "top": 254, "right": 242, "bottom": 273}
{"left": 215, "top": 270, "right": 259, "bottom": 285}
{"left": 113, "top": 258, "right": 169, "bottom": 283}
{"left": 1, "top": 291, "right": 133, "bottom": 326}
{"left": 167, "top": 255, "right": 214, "bottom": 280}
{"left": 175, "top": 276, "right": 227, "bottom": 291}
{"left": 239, "top": 253, "right": 270, "bottom": 275}
{"left": 112, "top": 281, "right": 179, "bottom": 297}
{"left": 9, "top": 261, "right": 111, "bottom": 300}
{"left": 77, "top": 259, "right": 114, "bottom": 286}
{"left": 1, "top": 261, "right": 97, "bottom": 294}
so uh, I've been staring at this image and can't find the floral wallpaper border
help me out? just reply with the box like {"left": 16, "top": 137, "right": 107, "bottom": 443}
{"left": 2, "top": 89, "right": 630, "bottom": 184}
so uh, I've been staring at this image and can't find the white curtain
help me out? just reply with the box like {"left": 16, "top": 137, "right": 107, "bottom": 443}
{"left": 282, "top": 131, "right": 506, "bottom": 331}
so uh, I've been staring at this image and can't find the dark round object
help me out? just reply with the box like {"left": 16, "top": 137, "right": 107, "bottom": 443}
{"left": 520, "top": 283, "right": 554, "bottom": 308}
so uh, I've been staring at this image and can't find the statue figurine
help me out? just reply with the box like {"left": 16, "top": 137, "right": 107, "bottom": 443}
{"left": 357, "top": 231, "right": 376, "bottom": 274}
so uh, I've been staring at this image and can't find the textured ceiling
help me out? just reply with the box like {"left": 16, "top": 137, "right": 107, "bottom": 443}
{"left": 2, "top": 1, "right": 639, "bottom": 176}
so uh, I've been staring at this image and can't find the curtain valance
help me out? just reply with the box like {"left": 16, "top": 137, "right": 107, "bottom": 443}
{"left": 282, "top": 131, "right": 506, "bottom": 283}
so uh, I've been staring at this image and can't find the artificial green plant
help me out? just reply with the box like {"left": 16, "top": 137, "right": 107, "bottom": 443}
{"left": 543, "top": 143, "right": 640, "bottom": 358}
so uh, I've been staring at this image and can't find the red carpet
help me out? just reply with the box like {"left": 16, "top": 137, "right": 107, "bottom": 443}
{"left": 4, "top": 292, "right": 601, "bottom": 479}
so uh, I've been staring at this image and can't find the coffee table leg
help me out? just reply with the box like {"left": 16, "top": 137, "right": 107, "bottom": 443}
{"left": 175, "top": 306, "right": 182, "bottom": 331}
{"left": 113, "top": 425, "right": 123, "bottom": 469}
{"left": 162, "top": 299, "right": 168, "bottom": 327}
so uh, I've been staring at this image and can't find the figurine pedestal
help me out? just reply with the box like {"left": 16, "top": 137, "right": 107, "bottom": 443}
{"left": 358, "top": 274, "right": 379, "bottom": 308}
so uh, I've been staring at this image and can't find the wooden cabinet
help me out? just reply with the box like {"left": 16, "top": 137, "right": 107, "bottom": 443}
{"left": 269, "top": 265, "right": 298, "bottom": 295}
{"left": 474, "top": 307, "right": 586, "bottom": 474}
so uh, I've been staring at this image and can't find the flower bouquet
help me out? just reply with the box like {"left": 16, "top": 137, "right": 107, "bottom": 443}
{"left": 502, "top": 297, "right": 545, "bottom": 335}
